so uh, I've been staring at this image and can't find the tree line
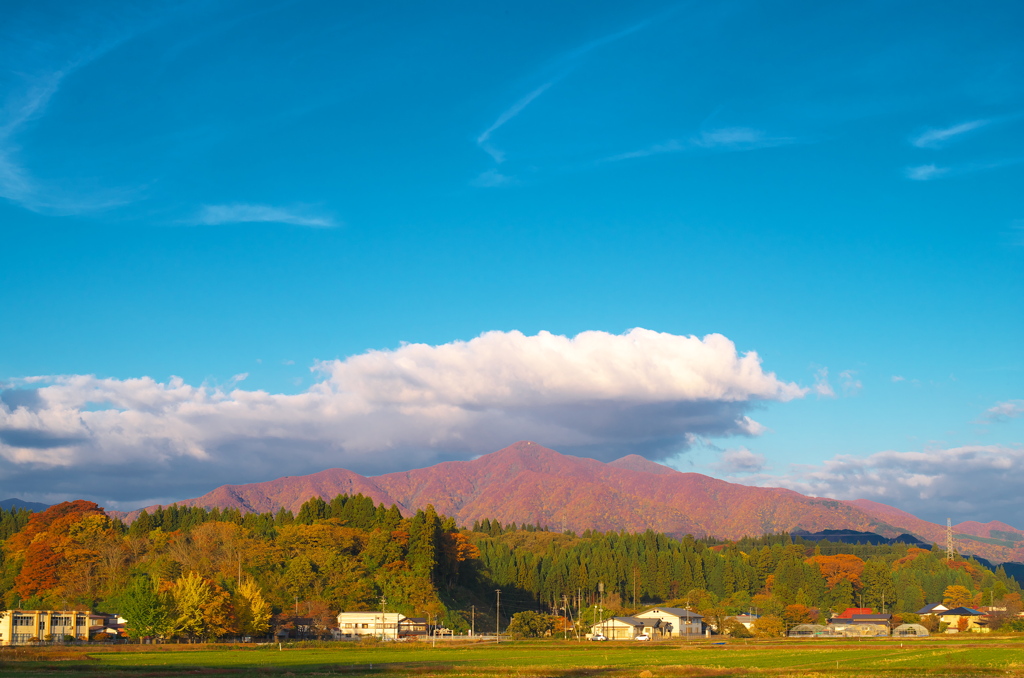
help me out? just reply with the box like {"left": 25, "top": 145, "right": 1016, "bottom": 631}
{"left": 471, "top": 526, "right": 1024, "bottom": 634}
{"left": 1, "top": 496, "right": 1021, "bottom": 642}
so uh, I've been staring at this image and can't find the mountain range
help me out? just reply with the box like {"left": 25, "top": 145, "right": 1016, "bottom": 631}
{"left": 112, "top": 441, "right": 1024, "bottom": 562}
{"left": 0, "top": 497, "right": 50, "bottom": 512}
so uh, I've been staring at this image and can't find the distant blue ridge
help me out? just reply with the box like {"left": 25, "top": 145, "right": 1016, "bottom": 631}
{"left": 0, "top": 498, "right": 50, "bottom": 512}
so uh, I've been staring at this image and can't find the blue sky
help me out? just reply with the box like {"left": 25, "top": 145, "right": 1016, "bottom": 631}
{"left": 1, "top": 0, "right": 1022, "bottom": 525}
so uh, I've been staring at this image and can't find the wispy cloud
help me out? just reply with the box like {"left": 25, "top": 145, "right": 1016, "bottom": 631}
{"left": 0, "top": 71, "right": 69, "bottom": 211}
{"left": 476, "top": 82, "right": 554, "bottom": 163}
{"left": 905, "top": 164, "right": 949, "bottom": 181}
{"left": 906, "top": 157, "right": 1023, "bottom": 181}
{"left": 193, "top": 204, "right": 336, "bottom": 228}
{"left": 911, "top": 119, "right": 988, "bottom": 149}
{"left": 605, "top": 127, "right": 795, "bottom": 162}
{"left": 0, "top": 12, "right": 151, "bottom": 215}
{"left": 891, "top": 375, "right": 905, "bottom": 382}
{"left": 838, "top": 369, "right": 862, "bottom": 396}
{"left": 694, "top": 128, "right": 773, "bottom": 148}
{"left": 474, "top": 13, "right": 661, "bottom": 168}
{"left": 471, "top": 169, "right": 517, "bottom": 188}
{"left": 978, "top": 399, "right": 1024, "bottom": 424}
{"left": 812, "top": 367, "right": 835, "bottom": 398}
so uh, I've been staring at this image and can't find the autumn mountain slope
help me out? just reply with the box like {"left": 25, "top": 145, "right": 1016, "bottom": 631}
{"left": 116, "top": 441, "right": 1024, "bottom": 562}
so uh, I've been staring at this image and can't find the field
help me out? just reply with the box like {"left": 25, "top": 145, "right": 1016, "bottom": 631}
{"left": 3, "top": 636, "right": 1024, "bottom": 678}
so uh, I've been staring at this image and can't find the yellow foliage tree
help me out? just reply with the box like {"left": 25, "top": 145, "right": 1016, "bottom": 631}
{"left": 751, "top": 614, "right": 785, "bottom": 638}
{"left": 943, "top": 584, "right": 975, "bottom": 608}
{"left": 234, "top": 577, "right": 272, "bottom": 637}
{"left": 170, "top": 572, "right": 235, "bottom": 641}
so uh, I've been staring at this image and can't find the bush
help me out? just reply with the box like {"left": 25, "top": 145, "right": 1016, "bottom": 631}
{"left": 751, "top": 615, "right": 785, "bottom": 638}
{"left": 506, "top": 611, "right": 556, "bottom": 638}
{"left": 724, "top": 620, "right": 752, "bottom": 638}
{"left": 1002, "top": 619, "right": 1024, "bottom": 633}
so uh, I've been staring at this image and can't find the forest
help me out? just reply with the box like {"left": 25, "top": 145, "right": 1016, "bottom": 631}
{"left": 0, "top": 494, "right": 1021, "bottom": 641}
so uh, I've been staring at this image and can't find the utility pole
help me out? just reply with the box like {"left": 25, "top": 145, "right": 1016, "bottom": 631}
{"left": 495, "top": 590, "right": 501, "bottom": 642}
{"left": 562, "top": 595, "right": 568, "bottom": 639}
{"left": 381, "top": 596, "right": 387, "bottom": 640}
{"left": 471, "top": 605, "right": 475, "bottom": 637}
{"left": 565, "top": 596, "right": 579, "bottom": 641}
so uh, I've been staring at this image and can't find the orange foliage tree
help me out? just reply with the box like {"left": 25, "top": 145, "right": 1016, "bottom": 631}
{"left": 8, "top": 501, "right": 115, "bottom": 605}
{"left": 6, "top": 500, "right": 105, "bottom": 553}
{"left": 782, "top": 604, "right": 817, "bottom": 629}
{"left": 14, "top": 539, "right": 63, "bottom": 599}
{"left": 806, "top": 554, "right": 864, "bottom": 589}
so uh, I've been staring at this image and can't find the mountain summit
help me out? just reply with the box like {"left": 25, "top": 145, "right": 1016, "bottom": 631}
{"left": 117, "top": 441, "right": 1024, "bottom": 561}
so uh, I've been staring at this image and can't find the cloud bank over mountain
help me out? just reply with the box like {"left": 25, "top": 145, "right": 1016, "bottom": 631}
{"left": 0, "top": 329, "right": 803, "bottom": 507}
{"left": 747, "top": 444, "right": 1024, "bottom": 527}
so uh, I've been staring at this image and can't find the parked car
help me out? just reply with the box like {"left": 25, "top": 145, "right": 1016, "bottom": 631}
{"left": 589, "top": 633, "right": 608, "bottom": 641}
{"left": 634, "top": 634, "right": 650, "bottom": 641}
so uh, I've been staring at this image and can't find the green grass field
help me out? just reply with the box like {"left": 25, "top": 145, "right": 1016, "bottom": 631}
{"left": 3, "top": 636, "right": 1024, "bottom": 678}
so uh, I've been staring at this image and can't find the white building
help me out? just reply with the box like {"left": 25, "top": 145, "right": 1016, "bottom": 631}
{"left": 635, "top": 607, "right": 704, "bottom": 637}
{"left": 588, "top": 616, "right": 653, "bottom": 640}
{"left": 729, "top": 614, "right": 758, "bottom": 630}
{"left": 336, "top": 611, "right": 406, "bottom": 640}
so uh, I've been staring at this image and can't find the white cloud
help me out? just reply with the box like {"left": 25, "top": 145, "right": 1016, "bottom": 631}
{"left": 0, "top": 70, "right": 136, "bottom": 214}
{"left": 0, "top": 7, "right": 161, "bottom": 215}
{"left": 606, "top": 127, "right": 794, "bottom": 162}
{"left": 891, "top": 375, "right": 905, "bottom": 382}
{"left": 0, "top": 329, "right": 804, "bottom": 506}
{"left": 194, "top": 204, "right": 336, "bottom": 228}
{"left": 713, "top": 446, "right": 766, "bottom": 474}
{"left": 473, "top": 14, "right": 657, "bottom": 165}
{"left": 471, "top": 169, "right": 517, "bottom": 188}
{"left": 979, "top": 399, "right": 1024, "bottom": 423}
{"left": 812, "top": 367, "right": 835, "bottom": 398}
{"left": 906, "top": 158, "right": 1024, "bottom": 182}
{"left": 476, "top": 82, "right": 554, "bottom": 163}
{"left": 745, "top": 444, "right": 1024, "bottom": 527}
{"left": 693, "top": 128, "right": 771, "bottom": 148}
{"left": 838, "top": 369, "right": 862, "bottom": 396}
{"left": 906, "top": 164, "right": 949, "bottom": 181}
{"left": 911, "top": 120, "right": 988, "bottom": 149}
{"left": 0, "top": 73, "right": 62, "bottom": 206}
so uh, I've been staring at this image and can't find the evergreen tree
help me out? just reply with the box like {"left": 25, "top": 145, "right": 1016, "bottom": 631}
{"left": 121, "top": 575, "right": 169, "bottom": 642}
